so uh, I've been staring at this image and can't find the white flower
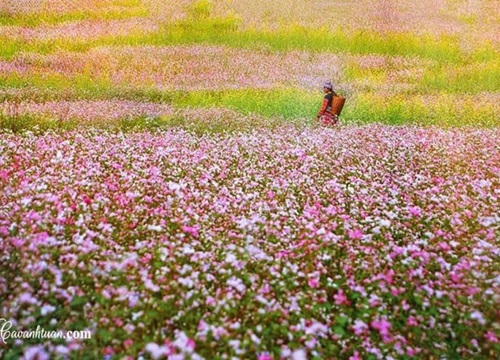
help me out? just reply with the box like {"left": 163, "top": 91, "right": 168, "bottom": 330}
{"left": 132, "top": 311, "right": 143, "bottom": 321}
{"left": 470, "top": 311, "right": 486, "bottom": 325}
{"left": 292, "top": 349, "right": 307, "bottom": 360}
{"left": 227, "top": 277, "right": 246, "bottom": 293}
{"left": 145, "top": 343, "right": 169, "bottom": 359}
{"left": 173, "top": 331, "right": 195, "bottom": 353}
{"left": 147, "top": 225, "right": 163, "bottom": 232}
{"left": 479, "top": 216, "right": 496, "bottom": 227}
{"left": 168, "top": 182, "right": 181, "bottom": 191}
{"left": 225, "top": 253, "right": 237, "bottom": 264}
{"left": 182, "top": 245, "right": 195, "bottom": 255}
{"left": 22, "top": 345, "right": 49, "bottom": 360}
{"left": 144, "top": 279, "right": 160, "bottom": 292}
{"left": 40, "top": 304, "right": 56, "bottom": 316}
{"left": 379, "top": 219, "right": 391, "bottom": 228}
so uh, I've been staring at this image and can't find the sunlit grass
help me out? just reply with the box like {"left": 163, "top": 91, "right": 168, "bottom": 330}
{"left": 419, "top": 59, "right": 500, "bottom": 93}
{"left": 3, "top": 11, "right": 491, "bottom": 64}
{"left": 346, "top": 93, "right": 499, "bottom": 127}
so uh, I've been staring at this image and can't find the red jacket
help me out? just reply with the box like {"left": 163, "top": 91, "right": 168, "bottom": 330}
{"left": 317, "top": 90, "right": 337, "bottom": 117}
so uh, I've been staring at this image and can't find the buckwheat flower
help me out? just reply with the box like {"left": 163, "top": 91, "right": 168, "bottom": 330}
{"left": 371, "top": 317, "right": 392, "bottom": 338}
{"left": 225, "top": 253, "right": 237, "bottom": 264}
{"left": 281, "top": 347, "right": 292, "bottom": 358}
{"left": 145, "top": 343, "right": 169, "bottom": 359}
{"left": 407, "top": 206, "right": 422, "bottom": 217}
{"left": 349, "top": 351, "right": 362, "bottom": 360}
{"left": 485, "top": 331, "right": 499, "bottom": 343}
{"left": 479, "top": 216, "right": 496, "bottom": 227}
{"left": 258, "top": 353, "right": 273, "bottom": 360}
{"left": 173, "top": 331, "right": 196, "bottom": 353}
{"left": 308, "top": 278, "right": 320, "bottom": 289}
{"left": 182, "top": 245, "right": 195, "bottom": 255}
{"left": 352, "top": 320, "right": 368, "bottom": 335}
{"left": 250, "top": 332, "right": 261, "bottom": 345}
{"left": 147, "top": 225, "right": 163, "bottom": 232}
{"left": 22, "top": 345, "right": 49, "bottom": 360}
{"left": 124, "top": 324, "right": 135, "bottom": 334}
{"left": 178, "top": 277, "right": 195, "bottom": 289}
{"left": 229, "top": 340, "right": 241, "bottom": 351}
{"left": 227, "top": 276, "right": 246, "bottom": 293}
{"left": 128, "top": 294, "right": 140, "bottom": 308}
{"left": 205, "top": 296, "right": 216, "bottom": 306}
{"left": 379, "top": 219, "right": 391, "bottom": 228}
{"left": 347, "top": 229, "right": 363, "bottom": 240}
{"left": 305, "top": 338, "right": 317, "bottom": 349}
{"left": 292, "top": 349, "right": 307, "bottom": 360}
{"left": 18, "top": 292, "right": 38, "bottom": 305}
{"left": 470, "top": 311, "right": 486, "bottom": 325}
{"left": 40, "top": 304, "right": 56, "bottom": 316}
{"left": 131, "top": 311, "right": 143, "bottom": 321}
{"left": 55, "top": 345, "right": 69, "bottom": 356}
{"left": 334, "top": 289, "right": 349, "bottom": 305}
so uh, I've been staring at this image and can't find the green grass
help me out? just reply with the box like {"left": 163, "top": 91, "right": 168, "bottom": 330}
{"left": 171, "top": 88, "right": 318, "bottom": 120}
{"left": 1, "top": 77, "right": 497, "bottom": 129}
{"left": 419, "top": 59, "right": 500, "bottom": 94}
{"left": 3, "top": 11, "right": 493, "bottom": 65}
{"left": 345, "top": 94, "right": 499, "bottom": 127}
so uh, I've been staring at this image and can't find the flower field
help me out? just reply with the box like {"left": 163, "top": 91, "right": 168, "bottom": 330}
{"left": 1, "top": 0, "right": 499, "bottom": 359}
{"left": 1, "top": 126, "right": 500, "bottom": 359}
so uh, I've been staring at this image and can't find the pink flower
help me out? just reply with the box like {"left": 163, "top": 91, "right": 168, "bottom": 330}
{"left": 123, "top": 339, "right": 134, "bottom": 349}
{"left": 22, "top": 345, "right": 49, "bottom": 360}
{"left": 347, "top": 229, "right": 363, "bottom": 240}
{"left": 485, "top": 331, "right": 499, "bottom": 343}
{"left": 308, "top": 278, "right": 320, "bottom": 288}
{"left": 407, "top": 316, "right": 418, "bottom": 326}
{"left": 10, "top": 238, "right": 24, "bottom": 248}
{"left": 438, "top": 242, "right": 451, "bottom": 251}
{"left": 258, "top": 353, "right": 273, "bottom": 360}
{"left": 371, "top": 317, "right": 392, "bottom": 338}
{"left": 334, "top": 289, "right": 349, "bottom": 305}
{"left": 407, "top": 206, "right": 422, "bottom": 217}
{"left": 352, "top": 320, "right": 368, "bottom": 335}
{"left": 182, "top": 225, "right": 199, "bottom": 238}
{"left": 349, "top": 351, "right": 362, "bottom": 360}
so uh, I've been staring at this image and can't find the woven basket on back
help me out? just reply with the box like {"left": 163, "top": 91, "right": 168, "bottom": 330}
{"left": 331, "top": 96, "right": 346, "bottom": 116}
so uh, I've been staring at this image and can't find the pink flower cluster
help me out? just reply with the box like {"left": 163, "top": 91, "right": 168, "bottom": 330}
{"left": 0, "top": 125, "right": 499, "bottom": 358}
{"left": 0, "top": 18, "right": 159, "bottom": 42}
{"left": 0, "top": 100, "right": 175, "bottom": 122}
{"left": 1, "top": 45, "right": 342, "bottom": 91}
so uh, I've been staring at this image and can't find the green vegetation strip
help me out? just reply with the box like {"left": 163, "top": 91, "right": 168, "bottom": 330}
{"left": 2, "top": 12, "right": 497, "bottom": 65}
{"left": 1, "top": 85, "right": 498, "bottom": 130}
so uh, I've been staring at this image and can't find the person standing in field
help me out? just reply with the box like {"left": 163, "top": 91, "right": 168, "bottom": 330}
{"left": 316, "top": 81, "right": 338, "bottom": 126}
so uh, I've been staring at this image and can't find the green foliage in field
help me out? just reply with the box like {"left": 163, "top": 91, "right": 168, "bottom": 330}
{"left": 172, "top": 89, "right": 318, "bottom": 120}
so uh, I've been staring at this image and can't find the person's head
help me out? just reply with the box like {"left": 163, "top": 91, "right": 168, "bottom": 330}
{"left": 323, "top": 81, "right": 333, "bottom": 93}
